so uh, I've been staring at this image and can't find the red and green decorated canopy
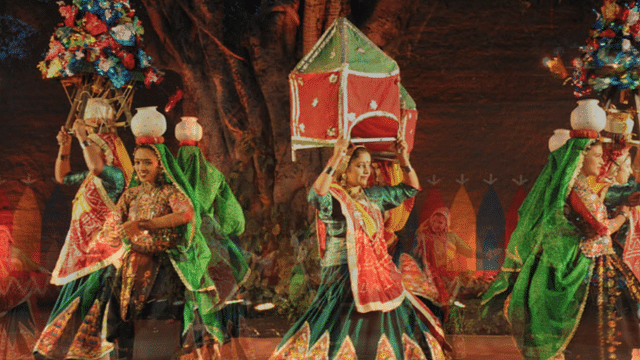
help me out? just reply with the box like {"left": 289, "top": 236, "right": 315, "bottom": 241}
{"left": 289, "top": 17, "right": 417, "bottom": 160}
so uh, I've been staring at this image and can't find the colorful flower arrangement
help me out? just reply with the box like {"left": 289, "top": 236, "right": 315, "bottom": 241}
{"left": 37, "top": 0, "right": 162, "bottom": 89}
{"left": 571, "top": 1, "right": 640, "bottom": 99}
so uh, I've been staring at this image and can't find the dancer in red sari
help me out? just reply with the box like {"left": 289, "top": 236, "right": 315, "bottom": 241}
{"left": 34, "top": 99, "right": 132, "bottom": 359}
{"left": 270, "top": 137, "right": 447, "bottom": 359}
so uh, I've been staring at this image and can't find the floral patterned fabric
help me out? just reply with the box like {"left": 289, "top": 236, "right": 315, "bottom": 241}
{"left": 567, "top": 174, "right": 616, "bottom": 258}
{"left": 52, "top": 166, "right": 125, "bottom": 285}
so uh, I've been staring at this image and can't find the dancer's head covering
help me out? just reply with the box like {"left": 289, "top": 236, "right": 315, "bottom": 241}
{"left": 83, "top": 98, "right": 117, "bottom": 133}
{"left": 418, "top": 186, "right": 447, "bottom": 228}
{"left": 82, "top": 98, "right": 133, "bottom": 182}
{"left": 176, "top": 144, "right": 245, "bottom": 237}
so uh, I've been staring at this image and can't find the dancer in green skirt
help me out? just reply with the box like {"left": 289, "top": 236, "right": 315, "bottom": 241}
{"left": 270, "top": 137, "right": 447, "bottom": 360}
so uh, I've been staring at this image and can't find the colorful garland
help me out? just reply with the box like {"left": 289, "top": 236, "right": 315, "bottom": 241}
{"left": 572, "top": 1, "right": 640, "bottom": 99}
{"left": 37, "top": 0, "right": 162, "bottom": 89}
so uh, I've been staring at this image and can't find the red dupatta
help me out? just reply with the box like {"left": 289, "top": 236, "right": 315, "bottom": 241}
{"left": 328, "top": 184, "right": 405, "bottom": 312}
{"left": 51, "top": 175, "right": 124, "bottom": 285}
{"left": 315, "top": 184, "right": 447, "bottom": 345}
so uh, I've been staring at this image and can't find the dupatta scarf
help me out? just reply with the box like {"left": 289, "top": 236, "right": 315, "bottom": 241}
{"left": 51, "top": 133, "right": 132, "bottom": 285}
{"left": 176, "top": 145, "right": 249, "bottom": 307}
{"left": 482, "top": 137, "right": 594, "bottom": 359}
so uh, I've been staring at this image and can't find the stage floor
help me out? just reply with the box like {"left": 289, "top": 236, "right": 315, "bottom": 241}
{"left": 20, "top": 304, "right": 524, "bottom": 359}
{"left": 219, "top": 335, "right": 523, "bottom": 360}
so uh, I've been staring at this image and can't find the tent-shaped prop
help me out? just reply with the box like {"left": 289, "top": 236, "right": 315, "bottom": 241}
{"left": 289, "top": 17, "right": 417, "bottom": 160}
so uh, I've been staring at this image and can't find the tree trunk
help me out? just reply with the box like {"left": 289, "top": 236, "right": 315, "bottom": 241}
{"left": 138, "top": 0, "right": 420, "bottom": 241}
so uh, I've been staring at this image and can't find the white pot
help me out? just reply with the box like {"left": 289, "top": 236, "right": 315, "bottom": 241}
{"left": 175, "top": 116, "right": 203, "bottom": 142}
{"left": 605, "top": 110, "right": 634, "bottom": 135}
{"left": 84, "top": 98, "right": 115, "bottom": 122}
{"left": 570, "top": 99, "right": 606, "bottom": 132}
{"left": 130, "top": 106, "right": 166, "bottom": 138}
{"left": 548, "top": 129, "right": 571, "bottom": 152}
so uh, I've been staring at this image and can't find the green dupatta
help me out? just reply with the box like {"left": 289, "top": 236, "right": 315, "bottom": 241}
{"left": 177, "top": 146, "right": 245, "bottom": 237}
{"left": 129, "top": 143, "right": 223, "bottom": 341}
{"left": 176, "top": 145, "right": 249, "bottom": 287}
{"left": 481, "top": 137, "right": 594, "bottom": 360}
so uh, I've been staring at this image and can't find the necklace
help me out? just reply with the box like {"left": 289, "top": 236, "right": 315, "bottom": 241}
{"left": 346, "top": 186, "right": 365, "bottom": 202}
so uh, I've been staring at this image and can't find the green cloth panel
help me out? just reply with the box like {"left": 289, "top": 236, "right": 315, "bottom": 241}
{"left": 176, "top": 146, "right": 248, "bottom": 285}
{"left": 176, "top": 146, "right": 245, "bottom": 237}
{"left": 46, "top": 266, "right": 114, "bottom": 323}
{"left": 298, "top": 18, "right": 398, "bottom": 75}
{"left": 482, "top": 137, "right": 593, "bottom": 360}
{"left": 276, "top": 264, "right": 431, "bottom": 359}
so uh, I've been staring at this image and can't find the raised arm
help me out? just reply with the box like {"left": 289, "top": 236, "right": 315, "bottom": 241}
{"left": 72, "top": 119, "right": 105, "bottom": 176}
{"left": 394, "top": 138, "right": 420, "bottom": 190}
{"left": 55, "top": 126, "right": 72, "bottom": 183}
{"left": 313, "top": 137, "right": 350, "bottom": 196}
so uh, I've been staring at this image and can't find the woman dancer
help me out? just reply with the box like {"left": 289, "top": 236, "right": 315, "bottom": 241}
{"left": 101, "top": 141, "right": 221, "bottom": 359}
{"left": 270, "top": 136, "right": 447, "bottom": 359}
{"left": 34, "top": 98, "right": 132, "bottom": 360}
{"left": 482, "top": 133, "right": 640, "bottom": 359}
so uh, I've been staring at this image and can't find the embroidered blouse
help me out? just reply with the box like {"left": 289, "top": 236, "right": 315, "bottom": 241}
{"left": 567, "top": 174, "right": 616, "bottom": 258}
{"left": 309, "top": 183, "right": 419, "bottom": 267}
{"left": 105, "top": 182, "right": 192, "bottom": 253}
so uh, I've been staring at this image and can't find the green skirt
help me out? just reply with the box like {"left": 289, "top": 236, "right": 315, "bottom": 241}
{"left": 33, "top": 266, "right": 116, "bottom": 360}
{"left": 270, "top": 264, "right": 446, "bottom": 359}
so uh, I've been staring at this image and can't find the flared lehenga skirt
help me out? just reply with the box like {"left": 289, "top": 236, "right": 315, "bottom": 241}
{"left": 564, "top": 255, "right": 640, "bottom": 360}
{"left": 33, "top": 266, "right": 116, "bottom": 360}
{"left": 270, "top": 263, "right": 446, "bottom": 360}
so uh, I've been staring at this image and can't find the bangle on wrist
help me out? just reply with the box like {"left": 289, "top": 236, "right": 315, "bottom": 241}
{"left": 401, "top": 164, "right": 413, "bottom": 174}
{"left": 324, "top": 166, "right": 335, "bottom": 175}
{"left": 59, "top": 154, "right": 70, "bottom": 161}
